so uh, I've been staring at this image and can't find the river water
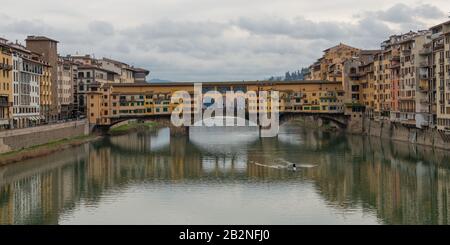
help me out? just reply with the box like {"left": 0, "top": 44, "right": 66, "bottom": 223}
{"left": 1, "top": 123, "right": 450, "bottom": 225}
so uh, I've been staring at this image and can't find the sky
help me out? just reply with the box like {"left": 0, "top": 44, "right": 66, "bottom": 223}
{"left": 0, "top": 0, "right": 449, "bottom": 82}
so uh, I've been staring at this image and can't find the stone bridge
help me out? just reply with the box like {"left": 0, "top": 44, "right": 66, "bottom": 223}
{"left": 92, "top": 112, "right": 349, "bottom": 137}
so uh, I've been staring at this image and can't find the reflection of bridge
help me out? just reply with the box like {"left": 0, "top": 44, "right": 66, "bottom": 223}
{"left": 3, "top": 126, "right": 450, "bottom": 224}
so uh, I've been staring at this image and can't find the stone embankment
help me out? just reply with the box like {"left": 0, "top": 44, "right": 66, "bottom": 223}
{"left": 346, "top": 116, "right": 450, "bottom": 150}
{"left": 0, "top": 120, "right": 90, "bottom": 154}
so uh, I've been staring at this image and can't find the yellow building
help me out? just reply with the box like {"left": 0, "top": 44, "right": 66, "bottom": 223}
{"left": 87, "top": 81, "right": 345, "bottom": 126}
{"left": 41, "top": 63, "right": 52, "bottom": 122}
{"left": 0, "top": 38, "right": 12, "bottom": 129}
{"left": 307, "top": 43, "right": 361, "bottom": 82}
{"left": 359, "top": 60, "right": 376, "bottom": 118}
{"left": 373, "top": 52, "right": 392, "bottom": 119}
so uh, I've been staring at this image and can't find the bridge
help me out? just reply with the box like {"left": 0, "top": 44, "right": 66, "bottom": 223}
{"left": 87, "top": 80, "right": 359, "bottom": 136}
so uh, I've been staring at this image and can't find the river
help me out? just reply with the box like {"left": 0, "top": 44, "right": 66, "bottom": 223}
{"left": 1, "top": 123, "right": 450, "bottom": 224}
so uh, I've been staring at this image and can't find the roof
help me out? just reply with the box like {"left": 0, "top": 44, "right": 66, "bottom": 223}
{"left": 25, "top": 36, "right": 59, "bottom": 43}
{"left": 105, "top": 80, "right": 342, "bottom": 88}
{"left": 132, "top": 67, "right": 150, "bottom": 75}
{"left": 323, "top": 43, "right": 360, "bottom": 53}
{"left": 361, "top": 50, "right": 382, "bottom": 55}
{"left": 78, "top": 64, "right": 119, "bottom": 74}
{"left": 101, "top": 57, "right": 127, "bottom": 66}
{"left": 429, "top": 20, "right": 450, "bottom": 31}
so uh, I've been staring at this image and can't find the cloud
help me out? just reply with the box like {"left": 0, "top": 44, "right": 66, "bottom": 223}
{"left": 0, "top": 1, "right": 447, "bottom": 81}
{"left": 88, "top": 21, "right": 115, "bottom": 36}
{"left": 365, "top": 3, "right": 445, "bottom": 24}
{"left": 123, "top": 19, "right": 228, "bottom": 39}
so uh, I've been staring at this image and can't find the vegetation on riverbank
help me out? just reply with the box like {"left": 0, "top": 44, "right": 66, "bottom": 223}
{"left": 108, "top": 121, "right": 158, "bottom": 135}
{"left": 0, "top": 121, "right": 160, "bottom": 166}
{"left": 0, "top": 134, "right": 102, "bottom": 166}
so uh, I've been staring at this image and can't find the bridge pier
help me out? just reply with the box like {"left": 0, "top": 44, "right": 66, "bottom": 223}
{"left": 259, "top": 125, "right": 278, "bottom": 138}
{"left": 170, "top": 126, "right": 190, "bottom": 136}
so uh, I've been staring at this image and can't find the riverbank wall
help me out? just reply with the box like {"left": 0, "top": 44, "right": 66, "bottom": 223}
{"left": 345, "top": 115, "right": 450, "bottom": 150}
{"left": 0, "top": 120, "right": 90, "bottom": 154}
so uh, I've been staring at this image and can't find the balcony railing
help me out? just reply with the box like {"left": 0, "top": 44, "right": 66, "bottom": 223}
{"left": 390, "top": 62, "right": 400, "bottom": 68}
{"left": 435, "top": 43, "right": 444, "bottom": 50}
{"left": 390, "top": 55, "right": 400, "bottom": 62}
{"left": 402, "top": 49, "right": 412, "bottom": 55}
{"left": 419, "top": 48, "right": 432, "bottom": 55}
{"left": 0, "top": 63, "right": 12, "bottom": 71}
{"left": 419, "top": 61, "right": 430, "bottom": 67}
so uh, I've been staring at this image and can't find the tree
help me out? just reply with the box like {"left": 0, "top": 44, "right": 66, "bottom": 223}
{"left": 285, "top": 71, "right": 292, "bottom": 81}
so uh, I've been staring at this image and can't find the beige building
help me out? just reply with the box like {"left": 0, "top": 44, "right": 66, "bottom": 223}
{"left": 9, "top": 42, "right": 46, "bottom": 128}
{"left": 25, "top": 36, "right": 59, "bottom": 122}
{"left": 395, "top": 31, "right": 432, "bottom": 128}
{"left": 430, "top": 21, "right": 450, "bottom": 131}
{"left": 56, "top": 57, "right": 78, "bottom": 119}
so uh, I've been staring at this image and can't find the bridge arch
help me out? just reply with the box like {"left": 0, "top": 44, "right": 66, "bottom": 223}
{"left": 279, "top": 113, "right": 348, "bottom": 129}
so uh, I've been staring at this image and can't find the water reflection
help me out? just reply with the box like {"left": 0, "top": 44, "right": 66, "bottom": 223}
{"left": 0, "top": 124, "right": 450, "bottom": 224}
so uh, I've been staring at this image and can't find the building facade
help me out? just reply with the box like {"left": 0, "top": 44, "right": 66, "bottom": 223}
{"left": 25, "top": 36, "right": 59, "bottom": 123}
{"left": 9, "top": 43, "right": 44, "bottom": 128}
{"left": 0, "top": 38, "right": 12, "bottom": 129}
{"left": 430, "top": 21, "right": 450, "bottom": 131}
{"left": 56, "top": 57, "right": 79, "bottom": 119}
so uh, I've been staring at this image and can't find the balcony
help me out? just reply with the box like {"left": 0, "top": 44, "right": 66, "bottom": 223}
{"left": 419, "top": 74, "right": 429, "bottom": 80}
{"left": 390, "top": 55, "right": 400, "bottom": 62}
{"left": 0, "top": 63, "right": 12, "bottom": 71}
{"left": 419, "top": 48, "right": 432, "bottom": 55}
{"left": 431, "top": 32, "right": 442, "bottom": 39}
{"left": 402, "top": 49, "right": 412, "bottom": 55}
{"left": 390, "top": 62, "right": 400, "bottom": 68}
{"left": 435, "top": 43, "right": 444, "bottom": 50}
{"left": 0, "top": 96, "right": 9, "bottom": 107}
{"left": 419, "top": 61, "right": 430, "bottom": 67}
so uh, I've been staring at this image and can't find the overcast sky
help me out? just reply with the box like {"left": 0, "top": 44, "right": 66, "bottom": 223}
{"left": 1, "top": 0, "right": 449, "bottom": 81}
